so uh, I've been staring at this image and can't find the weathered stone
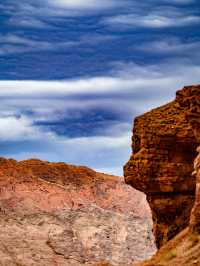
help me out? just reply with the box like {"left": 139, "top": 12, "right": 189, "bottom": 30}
{"left": 190, "top": 148, "right": 200, "bottom": 233}
{"left": 176, "top": 85, "right": 200, "bottom": 233}
{"left": 0, "top": 158, "right": 156, "bottom": 266}
{"left": 124, "top": 85, "right": 200, "bottom": 248}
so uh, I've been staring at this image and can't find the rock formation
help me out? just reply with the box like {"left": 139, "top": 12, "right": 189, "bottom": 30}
{"left": 130, "top": 85, "right": 200, "bottom": 266}
{"left": 0, "top": 158, "right": 155, "bottom": 266}
{"left": 177, "top": 86, "right": 200, "bottom": 233}
{"left": 124, "top": 85, "right": 200, "bottom": 248}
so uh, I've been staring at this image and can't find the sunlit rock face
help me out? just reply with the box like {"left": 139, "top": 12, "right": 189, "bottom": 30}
{"left": 0, "top": 158, "right": 155, "bottom": 266}
{"left": 124, "top": 85, "right": 200, "bottom": 249}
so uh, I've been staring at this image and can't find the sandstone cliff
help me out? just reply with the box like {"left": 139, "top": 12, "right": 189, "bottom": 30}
{"left": 127, "top": 85, "right": 200, "bottom": 266}
{"left": 124, "top": 85, "right": 200, "bottom": 248}
{"left": 179, "top": 86, "right": 200, "bottom": 233}
{"left": 0, "top": 158, "right": 155, "bottom": 266}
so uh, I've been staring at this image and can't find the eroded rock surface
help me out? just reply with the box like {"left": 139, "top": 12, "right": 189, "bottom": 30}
{"left": 129, "top": 85, "right": 200, "bottom": 266}
{"left": 177, "top": 85, "right": 200, "bottom": 233}
{"left": 0, "top": 158, "right": 155, "bottom": 266}
{"left": 124, "top": 85, "right": 200, "bottom": 248}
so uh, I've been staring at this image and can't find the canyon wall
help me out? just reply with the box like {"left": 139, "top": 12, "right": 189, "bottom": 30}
{"left": 0, "top": 158, "right": 155, "bottom": 266}
{"left": 124, "top": 85, "right": 200, "bottom": 248}
{"left": 132, "top": 85, "right": 200, "bottom": 266}
{"left": 177, "top": 86, "right": 200, "bottom": 233}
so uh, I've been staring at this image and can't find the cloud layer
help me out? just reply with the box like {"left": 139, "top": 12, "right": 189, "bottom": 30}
{"left": 0, "top": 61, "right": 200, "bottom": 174}
{"left": 48, "top": 0, "right": 117, "bottom": 10}
{"left": 0, "top": 0, "right": 199, "bottom": 175}
{"left": 105, "top": 14, "right": 200, "bottom": 28}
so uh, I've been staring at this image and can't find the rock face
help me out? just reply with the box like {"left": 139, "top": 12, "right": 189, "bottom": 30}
{"left": 128, "top": 85, "right": 200, "bottom": 266}
{"left": 177, "top": 86, "right": 200, "bottom": 233}
{"left": 190, "top": 148, "right": 200, "bottom": 233}
{"left": 0, "top": 158, "right": 155, "bottom": 266}
{"left": 124, "top": 85, "right": 200, "bottom": 248}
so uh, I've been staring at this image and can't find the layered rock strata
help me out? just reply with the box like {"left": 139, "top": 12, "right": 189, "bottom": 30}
{"left": 133, "top": 85, "right": 200, "bottom": 266}
{"left": 0, "top": 158, "right": 155, "bottom": 266}
{"left": 124, "top": 85, "right": 200, "bottom": 248}
{"left": 176, "top": 86, "right": 200, "bottom": 233}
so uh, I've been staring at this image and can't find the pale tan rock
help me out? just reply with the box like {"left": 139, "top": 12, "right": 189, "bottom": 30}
{"left": 0, "top": 158, "right": 156, "bottom": 266}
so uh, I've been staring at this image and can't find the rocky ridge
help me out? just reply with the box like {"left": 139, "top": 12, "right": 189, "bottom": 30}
{"left": 0, "top": 158, "right": 156, "bottom": 266}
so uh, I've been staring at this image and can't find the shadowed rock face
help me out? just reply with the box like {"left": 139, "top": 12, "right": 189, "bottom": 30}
{"left": 0, "top": 158, "right": 156, "bottom": 266}
{"left": 190, "top": 149, "right": 200, "bottom": 233}
{"left": 124, "top": 85, "right": 200, "bottom": 248}
{"left": 131, "top": 86, "right": 200, "bottom": 266}
{"left": 177, "top": 86, "right": 200, "bottom": 233}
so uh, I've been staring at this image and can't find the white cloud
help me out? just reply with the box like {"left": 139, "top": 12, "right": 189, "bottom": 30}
{"left": 0, "top": 61, "right": 199, "bottom": 175}
{"left": 8, "top": 17, "right": 51, "bottom": 29}
{"left": 2, "top": 0, "right": 197, "bottom": 30}
{"left": 0, "top": 33, "right": 115, "bottom": 55}
{"left": 0, "top": 34, "right": 49, "bottom": 47}
{"left": 0, "top": 62, "right": 199, "bottom": 98}
{"left": 5, "top": 0, "right": 122, "bottom": 22}
{"left": 136, "top": 38, "right": 200, "bottom": 54}
{"left": 104, "top": 13, "right": 200, "bottom": 28}
{"left": 61, "top": 133, "right": 130, "bottom": 149}
{"left": 0, "top": 78, "right": 133, "bottom": 96}
{"left": 162, "top": 0, "right": 195, "bottom": 4}
{"left": 0, "top": 61, "right": 199, "bottom": 127}
{"left": 0, "top": 34, "right": 54, "bottom": 55}
{"left": 0, "top": 61, "right": 199, "bottom": 138}
{"left": 48, "top": 0, "right": 116, "bottom": 10}
{"left": 0, "top": 116, "right": 43, "bottom": 141}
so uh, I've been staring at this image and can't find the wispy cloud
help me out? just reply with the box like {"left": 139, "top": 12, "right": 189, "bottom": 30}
{"left": 2, "top": 0, "right": 198, "bottom": 35}
{"left": 0, "top": 34, "right": 54, "bottom": 55}
{"left": 8, "top": 17, "right": 52, "bottom": 29}
{"left": 0, "top": 60, "right": 199, "bottom": 107}
{"left": 161, "top": 0, "right": 195, "bottom": 4}
{"left": 0, "top": 115, "right": 46, "bottom": 141}
{"left": 0, "top": 60, "right": 199, "bottom": 174}
{"left": 103, "top": 4, "right": 200, "bottom": 29}
{"left": 104, "top": 12, "right": 200, "bottom": 28}
{"left": 135, "top": 38, "right": 200, "bottom": 55}
{"left": 47, "top": 0, "right": 118, "bottom": 10}
{"left": 3, "top": 0, "right": 124, "bottom": 22}
{"left": 0, "top": 0, "right": 199, "bottom": 175}
{"left": 0, "top": 33, "right": 116, "bottom": 55}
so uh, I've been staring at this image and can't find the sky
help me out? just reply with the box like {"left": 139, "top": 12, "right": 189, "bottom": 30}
{"left": 0, "top": 0, "right": 200, "bottom": 175}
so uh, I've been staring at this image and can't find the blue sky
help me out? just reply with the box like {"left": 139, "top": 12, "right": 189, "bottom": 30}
{"left": 0, "top": 0, "right": 200, "bottom": 175}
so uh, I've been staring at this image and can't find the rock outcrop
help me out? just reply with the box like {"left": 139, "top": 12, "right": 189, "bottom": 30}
{"left": 130, "top": 85, "right": 200, "bottom": 266}
{"left": 177, "top": 86, "right": 200, "bottom": 233}
{"left": 0, "top": 158, "right": 155, "bottom": 266}
{"left": 124, "top": 85, "right": 200, "bottom": 248}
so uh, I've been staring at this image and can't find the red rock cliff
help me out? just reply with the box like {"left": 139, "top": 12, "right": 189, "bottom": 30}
{"left": 176, "top": 86, "right": 200, "bottom": 233}
{"left": 132, "top": 86, "right": 200, "bottom": 266}
{"left": 124, "top": 85, "right": 200, "bottom": 248}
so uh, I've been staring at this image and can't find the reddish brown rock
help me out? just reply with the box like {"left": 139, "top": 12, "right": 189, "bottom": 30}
{"left": 130, "top": 85, "right": 200, "bottom": 266}
{"left": 176, "top": 85, "right": 200, "bottom": 233}
{"left": 190, "top": 148, "right": 200, "bottom": 234}
{"left": 124, "top": 85, "right": 200, "bottom": 248}
{"left": 0, "top": 158, "right": 155, "bottom": 266}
